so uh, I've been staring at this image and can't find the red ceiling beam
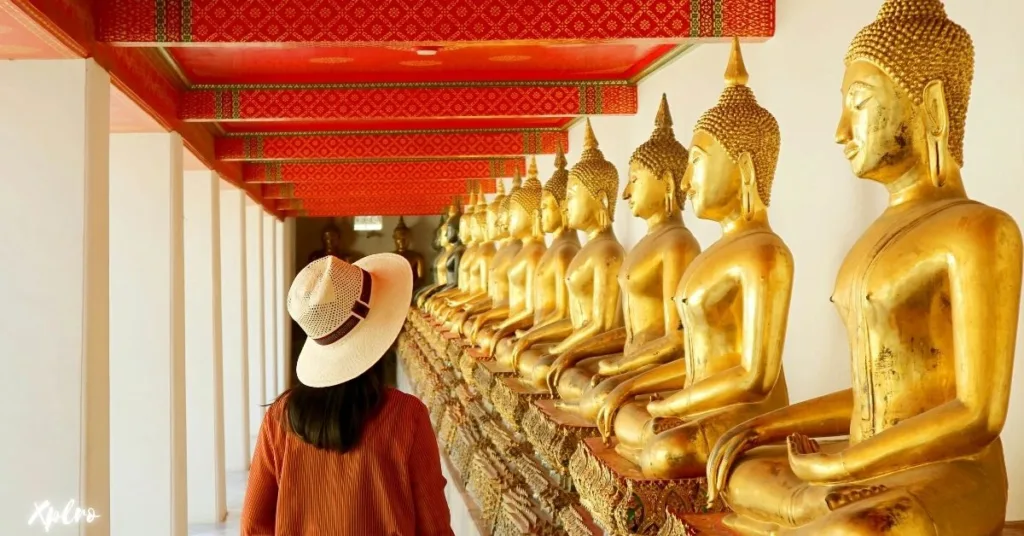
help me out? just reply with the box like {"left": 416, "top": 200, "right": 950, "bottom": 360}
{"left": 261, "top": 180, "right": 496, "bottom": 199}
{"left": 217, "top": 129, "right": 568, "bottom": 161}
{"left": 243, "top": 158, "right": 525, "bottom": 184}
{"left": 183, "top": 83, "right": 636, "bottom": 122}
{"left": 96, "top": 0, "right": 775, "bottom": 44}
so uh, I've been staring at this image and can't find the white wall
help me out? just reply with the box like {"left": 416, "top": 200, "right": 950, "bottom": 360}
{"left": 531, "top": 0, "right": 1024, "bottom": 518}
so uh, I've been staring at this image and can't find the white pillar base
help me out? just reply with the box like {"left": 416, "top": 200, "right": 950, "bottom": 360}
{"left": 245, "top": 200, "right": 266, "bottom": 452}
{"left": 109, "top": 132, "right": 186, "bottom": 536}
{"left": 220, "top": 185, "right": 250, "bottom": 472}
{"left": 183, "top": 170, "right": 227, "bottom": 523}
{"left": 0, "top": 58, "right": 111, "bottom": 536}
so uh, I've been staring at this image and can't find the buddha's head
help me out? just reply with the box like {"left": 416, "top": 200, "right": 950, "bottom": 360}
{"left": 472, "top": 182, "right": 490, "bottom": 243}
{"left": 625, "top": 94, "right": 689, "bottom": 221}
{"left": 542, "top": 142, "right": 570, "bottom": 234}
{"left": 687, "top": 38, "right": 780, "bottom": 223}
{"left": 509, "top": 156, "right": 544, "bottom": 239}
{"left": 321, "top": 221, "right": 342, "bottom": 252}
{"left": 393, "top": 216, "right": 412, "bottom": 251}
{"left": 487, "top": 178, "right": 509, "bottom": 241}
{"left": 460, "top": 190, "right": 476, "bottom": 245}
{"left": 566, "top": 119, "right": 619, "bottom": 232}
{"left": 442, "top": 198, "right": 460, "bottom": 246}
{"left": 838, "top": 0, "right": 971, "bottom": 187}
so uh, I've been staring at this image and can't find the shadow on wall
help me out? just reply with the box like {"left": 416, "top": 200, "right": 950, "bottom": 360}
{"left": 290, "top": 216, "right": 442, "bottom": 387}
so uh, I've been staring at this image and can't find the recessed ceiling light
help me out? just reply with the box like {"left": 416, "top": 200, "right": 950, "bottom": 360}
{"left": 399, "top": 59, "right": 442, "bottom": 67}
{"left": 414, "top": 46, "right": 440, "bottom": 56}
{"left": 308, "top": 56, "right": 355, "bottom": 64}
{"left": 489, "top": 55, "right": 531, "bottom": 62}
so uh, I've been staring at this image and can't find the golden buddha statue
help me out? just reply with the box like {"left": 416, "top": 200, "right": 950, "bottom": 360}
{"left": 415, "top": 199, "right": 462, "bottom": 308}
{"left": 426, "top": 188, "right": 478, "bottom": 316}
{"left": 471, "top": 158, "right": 548, "bottom": 351}
{"left": 393, "top": 216, "right": 426, "bottom": 289}
{"left": 438, "top": 182, "right": 502, "bottom": 327}
{"left": 707, "top": 5, "right": 1021, "bottom": 534}
{"left": 594, "top": 38, "right": 792, "bottom": 479}
{"left": 491, "top": 143, "right": 581, "bottom": 362}
{"left": 545, "top": 94, "right": 702, "bottom": 417}
{"left": 450, "top": 175, "right": 522, "bottom": 335}
{"left": 511, "top": 119, "right": 625, "bottom": 389}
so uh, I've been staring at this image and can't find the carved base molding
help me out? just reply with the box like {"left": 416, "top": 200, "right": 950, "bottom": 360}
{"left": 492, "top": 377, "right": 556, "bottom": 433}
{"left": 522, "top": 398, "right": 600, "bottom": 488}
{"left": 570, "top": 438, "right": 728, "bottom": 535}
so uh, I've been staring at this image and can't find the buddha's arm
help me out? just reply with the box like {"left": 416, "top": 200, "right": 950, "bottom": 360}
{"left": 596, "top": 359, "right": 689, "bottom": 438}
{"left": 471, "top": 306, "right": 510, "bottom": 335}
{"left": 799, "top": 218, "right": 1023, "bottom": 485}
{"left": 705, "top": 389, "right": 855, "bottom": 504}
{"left": 598, "top": 330, "right": 684, "bottom": 375}
{"left": 648, "top": 248, "right": 792, "bottom": 418}
{"left": 547, "top": 327, "right": 628, "bottom": 392}
{"left": 510, "top": 318, "right": 574, "bottom": 368}
{"left": 488, "top": 313, "right": 534, "bottom": 356}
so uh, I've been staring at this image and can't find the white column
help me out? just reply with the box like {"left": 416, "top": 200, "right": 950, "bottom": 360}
{"left": 219, "top": 185, "right": 250, "bottom": 472}
{"left": 263, "top": 213, "right": 278, "bottom": 401}
{"left": 0, "top": 59, "right": 110, "bottom": 536}
{"left": 183, "top": 170, "right": 227, "bottom": 523}
{"left": 277, "top": 218, "right": 296, "bottom": 392}
{"left": 245, "top": 200, "right": 266, "bottom": 449}
{"left": 274, "top": 219, "right": 285, "bottom": 393}
{"left": 109, "top": 133, "right": 186, "bottom": 536}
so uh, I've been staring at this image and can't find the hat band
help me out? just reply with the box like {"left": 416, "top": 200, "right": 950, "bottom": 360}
{"left": 312, "top": 269, "right": 372, "bottom": 346}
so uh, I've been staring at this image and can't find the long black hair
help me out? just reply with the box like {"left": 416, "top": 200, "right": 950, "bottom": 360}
{"left": 283, "top": 352, "right": 389, "bottom": 453}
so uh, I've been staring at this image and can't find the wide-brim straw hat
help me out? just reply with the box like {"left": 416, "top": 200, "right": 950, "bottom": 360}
{"left": 288, "top": 253, "right": 413, "bottom": 388}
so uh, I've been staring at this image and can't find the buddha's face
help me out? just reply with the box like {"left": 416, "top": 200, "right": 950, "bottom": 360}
{"left": 624, "top": 161, "right": 669, "bottom": 220}
{"left": 686, "top": 131, "right": 741, "bottom": 221}
{"left": 458, "top": 217, "right": 470, "bottom": 244}
{"left": 507, "top": 203, "right": 532, "bottom": 239}
{"left": 565, "top": 177, "right": 604, "bottom": 231}
{"left": 496, "top": 210, "right": 510, "bottom": 240}
{"left": 486, "top": 208, "right": 500, "bottom": 241}
{"left": 540, "top": 191, "right": 562, "bottom": 234}
{"left": 837, "top": 60, "right": 925, "bottom": 183}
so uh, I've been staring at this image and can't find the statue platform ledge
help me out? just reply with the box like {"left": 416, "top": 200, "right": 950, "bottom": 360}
{"left": 570, "top": 437, "right": 727, "bottom": 535}
{"left": 522, "top": 398, "right": 600, "bottom": 487}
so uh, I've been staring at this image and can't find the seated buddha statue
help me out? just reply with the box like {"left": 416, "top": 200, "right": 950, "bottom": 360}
{"left": 510, "top": 119, "right": 625, "bottom": 389}
{"left": 392, "top": 216, "right": 427, "bottom": 289}
{"left": 471, "top": 160, "right": 548, "bottom": 351}
{"left": 416, "top": 199, "right": 464, "bottom": 309}
{"left": 491, "top": 143, "right": 580, "bottom": 362}
{"left": 707, "top": 4, "right": 1021, "bottom": 535}
{"left": 413, "top": 203, "right": 457, "bottom": 307}
{"left": 545, "top": 94, "right": 702, "bottom": 416}
{"left": 437, "top": 184, "right": 500, "bottom": 325}
{"left": 597, "top": 38, "right": 792, "bottom": 478}
{"left": 449, "top": 175, "right": 524, "bottom": 335}
{"left": 426, "top": 190, "right": 478, "bottom": 316}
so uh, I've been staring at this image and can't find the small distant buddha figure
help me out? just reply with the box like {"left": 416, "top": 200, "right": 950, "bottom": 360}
{"left": 708, "top": 2, "right": 1022, "bottom": 535}
{"left": 392, "top": 216, "right": 426, "bottom": 288}
{"left": 307, "top": 220, "right": 362, "bottom": 265}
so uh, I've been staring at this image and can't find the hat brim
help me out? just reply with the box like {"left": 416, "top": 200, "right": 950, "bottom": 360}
{"left": 296, "top": 253, "right": 413, "bottom": 388}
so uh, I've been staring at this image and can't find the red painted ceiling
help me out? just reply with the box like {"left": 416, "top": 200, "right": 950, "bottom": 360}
{"left": 4, "top": 0, "right": 776, "bottom": 216}
{"left": 166, "top": 43, "right": 677, "bottom": 84}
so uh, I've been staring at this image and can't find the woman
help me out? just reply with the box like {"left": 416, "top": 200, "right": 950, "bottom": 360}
{"left": 242, "top": 253, "right": 453, "bottom": 535}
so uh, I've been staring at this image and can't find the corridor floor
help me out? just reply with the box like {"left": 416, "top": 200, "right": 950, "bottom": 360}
{"left": 187, "top": 470, "right": 246, "bottom": 536}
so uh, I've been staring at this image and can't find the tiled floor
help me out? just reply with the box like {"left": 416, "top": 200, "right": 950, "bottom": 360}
{"left": 188, "top": 470, "right": 246, "bottom": 536}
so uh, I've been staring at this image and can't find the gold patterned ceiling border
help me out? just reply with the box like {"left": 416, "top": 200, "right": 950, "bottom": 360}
{"left": 222, "top": 127, "right": 566, "bottom": 138}
{"left": 189, "top": 79, "right": 632, "bottom": 90}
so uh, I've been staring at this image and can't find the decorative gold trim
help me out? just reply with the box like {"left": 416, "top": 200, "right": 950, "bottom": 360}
{"left": 629, "top": 44, "right": 698, "bottom": 85}
{"left": 191, "top": 79, "right": 632, "bottom": 90}
{"left": 223, "top": 127, "right": 567, "bottom": 137}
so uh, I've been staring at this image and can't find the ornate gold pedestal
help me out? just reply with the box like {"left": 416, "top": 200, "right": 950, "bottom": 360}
{"left": 571, "top": 437, "right": 727, "bottom": 535}
{"left": 492, "top": 376, "right": 555, "bottom": 433}
{"left": 522, "top": 398, "right": 599, "bottom": 487}
{"left": 474, "top": 359, "right": 517, "bottom": 402}
{"left": 657, "top": 511, "right": 734, "bottom": 536}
